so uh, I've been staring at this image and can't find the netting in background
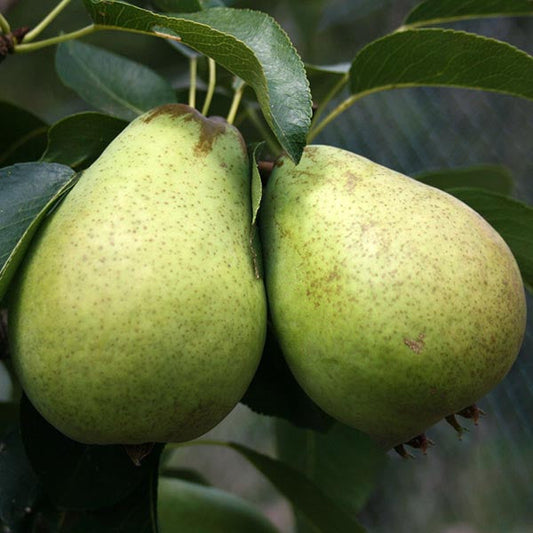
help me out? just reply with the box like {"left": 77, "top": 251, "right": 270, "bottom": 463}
{"left": 1, "top": 2, "right": 531, "bottom": 532}
{"left": 314, "top": 15, "right": 533, "bottom": 533}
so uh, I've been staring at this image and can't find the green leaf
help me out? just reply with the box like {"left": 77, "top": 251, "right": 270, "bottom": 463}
{"left": 153, "top": 0, "right": 203, "bottom": 12}
{"left": 0, "top": 102, "right": 48, "bottom": 166}
{"left": 249, "top": 143, "right": 264, "bottom": 279}
{"left": 276, "top": 421, "right": 387, "bottom": 520}
{"left": 0, "top": 163, "right": 76, "bottom": 302}
{"left": 349, "top": 29, "right": 533, "bottom": 101}
{"left": 41, "top": 112, "right": 128, "bottom": 170}
{"left": 447, "top": 188, "right": 533, "bottom": 292}
{"left": 55, "top": 40, "right": 178, "bottom": 121}
{"left": 241, "top": 326, "right": 334, "bottom": 433}
{"left": 306, "top": 63, "right": 349, "bottom": 104}
{"left": 82, "top": 0, "right": 312, "bottom": 162}
{"left": 0, "top": 428, "right": 43, "bottom": 530}
{"left": 226, "top": 442, "right": 367, "bottom": 533}
{"left": 415, "top": 165, "right": 514, "bottom": 195}
{"left": 158, "top": 477, "right": 280, "bottom": 533}
{"left": 250, "top": 143, "right": 264, "bottom": 228}
{"left": 153, "top": 0, "right": 228, "bottom": 10}
{"left": 20, "top": 394, "right": 162, "bottom": 511}
{"left": 405, "top": 0, "right": 533, "bottom": 28}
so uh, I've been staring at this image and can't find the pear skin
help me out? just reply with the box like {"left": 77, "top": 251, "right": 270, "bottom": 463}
{"left": 261, "top": 145, "right": 526, "bottom": 449}
{"left": 9, "top": 104, "right": 267, "bottom": 445}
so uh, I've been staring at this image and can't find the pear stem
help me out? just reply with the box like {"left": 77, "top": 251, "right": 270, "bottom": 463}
{"left": 226, "top": 81, "right": 245, "bottom": 125}
{"left": 188, "top": 56, "right": 197, "bottom": 109}
{"left": 201, "top": 57, "right": 216, "bottom": 116}
{"left": 23, "top": 0, "right": 73, "bottom": 43}
{"left": 0, "top": 13, "right": 10, "bottom": 35}
{"left": 14, "top": 24, "right": 98, "bottom": 53}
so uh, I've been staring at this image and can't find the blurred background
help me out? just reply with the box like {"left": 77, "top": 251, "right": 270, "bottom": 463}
{"left": 1, "top": 1, "right": 532, "bottom": 532}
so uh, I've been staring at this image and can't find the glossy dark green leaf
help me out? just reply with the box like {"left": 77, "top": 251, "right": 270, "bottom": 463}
{"left": 158, "top": 477, "right": 279, "bottom": 533}
{"left": 41, "top": 112, "right": 128, "bottom": 170}
{"left": 0, "top": 428, "right": 43, "bottom": 530}
{"left": 82, "top": 0, "right": 312, "bottom": 162}
{"left": 20, "top": 394, "right": 162, "bottom": 511}
{"left": 0, "top": 163, "right": 76, "bottom": 302}
{"left": 405, "top": 0, "right": 533, "bottom": 27}
{"left": 415, "top": 165, "right": 514, "bottom": 195}
{"left": 350, "top": 29, "right": 533, "bottom": 101}
{"left": 447, "top": 188, "right": 533, "bottom": 292}
{"left": 0, "top": 102, "right": 48, "bottom": 166}
{"left": 227, "top": 442, "right": 366, "bottom": 533}
{"left": 241, "top": 326, "right": 334, "bottom": 433}
{"left": 276, "top": 420, "right": 387, "bottom": 519}
{"left": 55, "top": 40, "right": 177, "bottom": 121}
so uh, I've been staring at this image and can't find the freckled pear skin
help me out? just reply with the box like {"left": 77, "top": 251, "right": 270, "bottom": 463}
{"left": 8, "top": 104, "right": 267, "bottom": 445}
{"left": 260, "top": 145, "right": 526, "bottom": 449}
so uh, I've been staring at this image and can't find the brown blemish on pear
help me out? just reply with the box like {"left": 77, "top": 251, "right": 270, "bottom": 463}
{"left": 404, "top": 333, "right": 425, "bottom": 354}
{"left": 143, "top": 103, "right": 245, "bottom": 157}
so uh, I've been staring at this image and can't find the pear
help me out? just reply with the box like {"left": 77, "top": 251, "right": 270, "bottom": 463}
{"left": 260, "top": 145, "right": 526, "bottom": 449}
{"left": 8, "top": 104, "right": 267, "bottom": 445}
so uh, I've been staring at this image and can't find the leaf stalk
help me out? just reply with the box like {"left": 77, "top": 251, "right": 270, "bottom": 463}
{"left": 14, "top": 24, "right": 98, "bottom": 53}
{"left": 23, "top": 0, "right": 73, "bottom": 43}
